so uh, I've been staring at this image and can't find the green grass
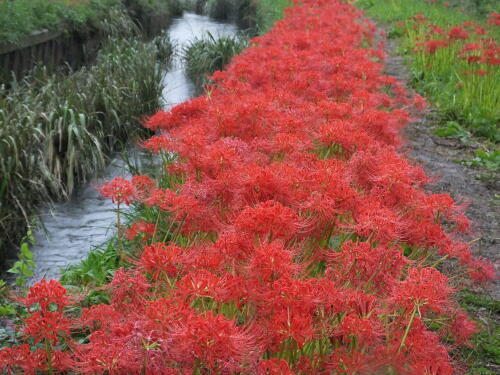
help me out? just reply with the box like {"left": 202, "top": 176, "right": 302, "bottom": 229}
{"left": 0, "top": 0, "right": 123, "bottom": 45}
{"left": 357, "top": 0, "right": 499, "bottom": 143}
{"left": 0, "top": 0, "right": 185, "bottom": 46}
{"left": 457, "top": 290, "right": 500, "bottom": 374}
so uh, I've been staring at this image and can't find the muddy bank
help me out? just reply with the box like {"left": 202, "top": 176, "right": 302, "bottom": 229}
{"left": 383, "top": 37, "right": 499, "bottom": 299}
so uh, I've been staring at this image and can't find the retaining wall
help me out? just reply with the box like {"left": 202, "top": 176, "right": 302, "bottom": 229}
{"left": 0, "top": 13, "right": 171, "bottom": 83}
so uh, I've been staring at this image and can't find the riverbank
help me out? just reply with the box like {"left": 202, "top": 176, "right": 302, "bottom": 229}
{"left": 0, "top": 8, "right": 174, "bottom": 269}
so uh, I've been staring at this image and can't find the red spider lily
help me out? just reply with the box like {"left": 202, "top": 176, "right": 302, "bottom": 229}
{"left": 126, "top": 220, "right": 156, "bottom": 241}
{"left": 98, "top": 177, "right": 136, "bottom": 205}
{"left": 417, "top": 39, "right": 449, "bottom": 54}
{"left": 234, "top": 200, "right": 304, "bottom": 242}
{"left": 488, "top": 13, "right": 500, "bottom": 27}
{"left": 257, "top": 358, "right": 294, "bottom": 375}
{"left": 448, "top": 26, "right": 469, "bottom": 40}
{"left": 138, "top": 242, "right": 184, "bottom": 280}
{"left": 2, "top": 1, "right": 495, "bottom": 373}
{"left": 390, "top": 267, "right": 454, "bottom": 315}
{"left": 166, "top": 311, "right": 261, "bottom": 373}
{"left": 20, "top": 279, "right": 71, "bottom": 311}
{"left": 131, "top": 175, "right": 155, "bottom": 199}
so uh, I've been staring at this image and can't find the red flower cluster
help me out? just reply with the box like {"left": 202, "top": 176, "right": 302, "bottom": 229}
{"left": 2, "top": 1, "right": 495, "bottom": 374}
{"left": 411, "top": 14, "right": 500, "bottom": 69}
{"left": 98, "top": 175, "right": 154, "bottom": 206}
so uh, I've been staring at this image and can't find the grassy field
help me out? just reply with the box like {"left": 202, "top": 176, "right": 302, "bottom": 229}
{"left": 358, "top": 0, "right": 499, "bottom": 145}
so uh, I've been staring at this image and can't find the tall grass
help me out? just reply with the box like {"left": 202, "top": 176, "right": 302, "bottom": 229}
{"left": 0, "top": 32, "right": 173, "bottom": 265}
{"left": 358, "top": 0, "right": 499, "bottom": 142}
{"left": 184, "top": 31, "right": 247, "bottom": 92}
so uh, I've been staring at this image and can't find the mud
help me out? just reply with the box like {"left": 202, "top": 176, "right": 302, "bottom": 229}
{"left": 383, "top": 37, "right": 499, "bottom": 299}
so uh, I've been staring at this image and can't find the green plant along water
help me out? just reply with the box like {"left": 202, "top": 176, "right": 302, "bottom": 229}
{"left": 184, "top": 31, "right": 248, "bottom": 92}
{"left": 357, "top": 0, "right": 499, "bottom": 144}
{"left": 0, "top": 24, "right": 174, "bottom": 266}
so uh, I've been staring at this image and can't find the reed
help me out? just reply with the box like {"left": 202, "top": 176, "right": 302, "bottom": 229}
{"left": 0, "top": 34, "right": 173, "bottom": 265}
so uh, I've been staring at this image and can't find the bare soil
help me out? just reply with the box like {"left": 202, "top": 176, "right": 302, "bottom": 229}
{"left": 383, "top": 37, "right": 500, "bottom": 299}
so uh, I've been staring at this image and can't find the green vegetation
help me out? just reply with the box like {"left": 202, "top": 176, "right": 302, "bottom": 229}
{"left": 191, "top": 0, "right": 290, "bottom": 34}
{"left": 357, "top": 0, "right": 499, "bottom": 143}
{"left": 184, "top": 31, "right": 247, "bottom": 92}
{"left": 0, "top": 0, "right": 121, "bottom": 45}
{"left": 457, "top": 290, "right": 500, "bottom": 374}
{"left": 252, "top": 0, "right": 290, "bottom": 33}
{"left": 184, "top": 0, "right": 290, "bottom": 92}
{"left": 205, "top": 0, "right": 234, "bottom": 20}
{"left": 0, "top": 0, "right": 186, "bottom": 46}
{"left": 0, "top": 22, "right": 173, "bottom": 265}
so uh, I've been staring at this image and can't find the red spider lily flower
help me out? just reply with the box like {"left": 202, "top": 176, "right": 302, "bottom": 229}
{"left": 449, "top": 311, "right": 478, "bottom": 346}
{"left": 166, "top": 311, "right": 261, "bottom": 372}
{"left": 20, "top": 279, "right": 71, "bottom": 311}
{"left": 448, "top": 26, "right": 469, "bottom": 40}
{"left": 390, "top": 267, "right": 453, "bottom": 315}
{"left": 487, "top": 13, "right": 500, "bottom": 27}
{"left": 0, "top": 345, "right": 46, "bottom": 375}
{"left": 467, "top": 257, "right": 497, "bottom": 282}
{"left": 418, "top": 39, "right": 449, "bottom": 54}
{"left": 99, "top": 177, "right": 136, "bottom": 205}
{"left": 131, "top": 175, "right": 155, "bottom": 200}
{"left": 235, "top": 200, "right": 304, "bottom": 241}
{"left": 107, "top": 268, "right": 151, "bottom": 311}
{"left": 23, "top": 310, "right": 72, "bottom": 345}
{"left": 412, "top": 13, "right": 427, "bottom": 24}
{"left": 257, "top": 358, "right": 295, "bottom": 375}
{"left": 126, "top": 220, "right": 156, "bottom": 241}
{"left": 138, "top": 242, "right": 184, "bottom": 280}
{"left": 247, "top": 241, "right": 300, "bottom": 283}
{"left": 399, "top": 318, "right": 453, "bottom": 375}
{"left": 333, "top": 312, "right": 382, "bottom": 347}
{"left": 460, "top": 42, "right": 482, "bottom": 54}
{"left": 141, "top": 134, "right": 172, "bottom": 154}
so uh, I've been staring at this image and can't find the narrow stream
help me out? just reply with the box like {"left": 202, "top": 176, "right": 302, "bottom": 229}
{"left": 29, "top": 13, "right": 237, "bottom": 282}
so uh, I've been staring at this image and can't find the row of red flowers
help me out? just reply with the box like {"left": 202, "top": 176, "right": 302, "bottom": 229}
{"left": 1, "top": 0, "right": 495, "bottom": 373}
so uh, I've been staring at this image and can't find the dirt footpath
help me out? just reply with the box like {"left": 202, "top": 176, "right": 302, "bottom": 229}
{"left": 383, "top": 37, "right": 500, "bottom": 299}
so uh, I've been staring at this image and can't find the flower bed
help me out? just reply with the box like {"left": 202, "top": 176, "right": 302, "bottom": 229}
{"left": 1, "top": 0, "right": 495, "bottom": 373}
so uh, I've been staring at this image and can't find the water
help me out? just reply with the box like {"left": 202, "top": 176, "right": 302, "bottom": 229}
{"left": 29, "top": 13, "right": 237, "bottom": 282}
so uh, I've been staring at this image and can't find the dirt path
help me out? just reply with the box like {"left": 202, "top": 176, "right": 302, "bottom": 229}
{"left": 383, "top": 37, "right": 500, "bottom": 299}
